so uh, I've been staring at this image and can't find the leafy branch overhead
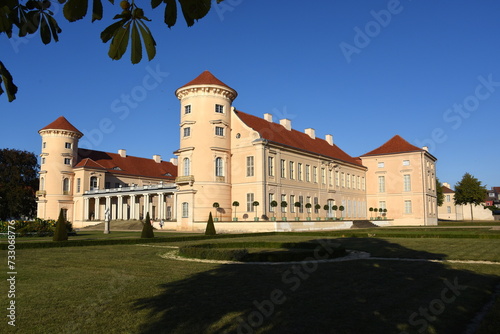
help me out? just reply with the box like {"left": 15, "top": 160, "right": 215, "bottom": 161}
{"left": 0, "top": 0, "right": 223, "bottom": 102}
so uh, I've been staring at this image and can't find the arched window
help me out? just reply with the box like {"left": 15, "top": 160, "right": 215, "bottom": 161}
{"left": 215, "top": 157, "right": 224, "bottom": 177}
{"left": 183, "top": 158, "right": 190, "bottom": 176}
{"left": 90, "top": 176, "right": 98, "bottom": 190}
{"left": 63, "top": 178, "right": 70, "bottom": 195}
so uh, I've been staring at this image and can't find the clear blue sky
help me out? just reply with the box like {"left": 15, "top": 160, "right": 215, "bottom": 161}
{"left": 1, "top": 0, "right": 499, "bottom": 189}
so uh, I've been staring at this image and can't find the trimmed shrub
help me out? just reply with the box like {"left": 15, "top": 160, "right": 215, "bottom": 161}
{"left": 53, "top": 209, "right": 68, "bottom": 241}
{"left": 141, "top": 212, "right": 155, "bottom": 238}
{"left": 205, "top": 212, "right": 216, "bottom": 236}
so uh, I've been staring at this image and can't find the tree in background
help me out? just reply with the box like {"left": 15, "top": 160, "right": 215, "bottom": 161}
{"left": 0, "top": 149, "right": 39, "bottom": 220}
{"left": 436, "top": 177, "right": 444, "bottom": 207}
{"left": 454, "top": 173, "right": 487, "bottom": 221}
{"left": 0, "top": 0, "right": 224, "bottom": 102}
{"left": 52, "top": 208, "right": 68, "bottom": 241}
{"left": 141, "top": 212, "right": 154, "bottom": 238}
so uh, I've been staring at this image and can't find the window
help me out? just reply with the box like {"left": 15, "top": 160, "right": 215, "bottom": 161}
{"left": 268, "top": 157, "right": 274, "bottom": 176}
{"left": 115, "top": 183, "right": 120, "bottom": 188}
{"left": 90, "top": 176, "right": 98, "bottom": 190}
{"left": 313, "top": 166, "right": 318, "bottom": 183}
{"left": 42, "top": 142, "right": 46, "bottom": 149}
{"left": 299, "top": 196, "right": 304, "bottom": 213}
{"left": 281, "top": 194, "right": 287, "bottom": 213}
{"left": 215, "top": 104, "right": 224, "bottom": 113}
{"left": 306, "top": 196, "right": 311, "bottom": 213}
{"left": 280, "top": 159, "right": 286, "bottom": 178}
{"left": 183, "top": 127, "right": 191, "bottom": 137}
{"left": 297, "top": 163, "right": 303, "bottom": 181}
{"left": 321, "top": 168, "right": 326, "bottom": 184}
{"left": 347, "top": 174, "right": 350, "bottom": 188}
{"left": 215, "top": 157, "right": 224, "bottom": 177}
{"left": 63, "top": 178, "right": 70, "bottom": 195}
{"left": 314, "top": 197, "right": 319, "bottom": 214}
{"left": 362, "top": 177, "right": 366, "bottom": 191}
{"left": 404, "top": 200, "right": 412, "bottom": 214}
{"left": 378, "top": 162, "right": 385, "bottom": 168}
{"left": 77, "top": 178, "right": 81, "bottom": 193}
{"left": 447, "top": 206, "right": 451, "bottom": 214}
{"left": 404, "top": 174, "right": 411, "bottom": 192}
{"left": 378, "top": 176, "right": 385, "bottom": 192}
{"left": 40, "top": 177, "right": 45, "bottom": 191}
{"left": 166, "top": 206, "right": 172, "bottom": 219}
{"left": 446, "top": 195, "right": 451, "bottom": 202}
{"left": 289, "top": 161, "right": 295, "bottom": 179}
{"left": 183, "top": 158, "right": 190, "bottom": 176}
{"left": 182, "top": 202, "right": 189, "bottom": 218}
{"left": 41, "top": 157, "right": 45, "bottom": 164}
{"left": 403, "top": 160, "right": 410, "bottom": 166}
{"left": 184, "top": 105, "right": 191, "bottom": 114}
{"left": 328, "top": 170, "right": 333, "bottom": 186}
{"left": 305, "top": 165, "right": 310, "bottom": 182}
{"left": 357, "top": 176, "right": 360, "bottom": 190}
{"left": 335, "top": 171, "right": 340, "bottom": 187}
{"left": 379, "top": 201, "right": 386, "bottom": 210}
{"left": 341, "top": 172, "right": 345, "bottom": 187}
{"left": 105, "top": 182, "right": 110, "bottom": 189}
{"left": 246, "top": 156, "right": 254, "bottom": 177}
{"left": 269, "top": 193, "right": 275, "bottom": 212}
{"left": 215, "top": 126, "right": 224, "bottom": 136}
{"left": 64, "top": 158, "right": 71, "bottom": 165}
{"left": 290, "top": 195, "right": 295, "bottom": 213}
{"left": 246, "top": 193, "right": 254, "bottom": 212}
{"left": 65, "top": 142, "right": 72, "bottom": 149}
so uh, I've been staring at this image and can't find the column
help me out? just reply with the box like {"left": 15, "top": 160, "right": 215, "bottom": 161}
{"left": 105, "top": 196, "right": 111, "bottom": 220}
{"left": 94, "top": 197, "right": 100, "bottom": 220}
{"left": 158, "top": 193, "right": 164, "bottom": 219}
{"left": 130, "top": 194, "right": 136, "bottom": 220}
{"left": 84, "top": 197, "right": 89, "bottom": 221}
{"left": 117, "top": 195, "right": 123, "bottom": 220}
{"left": 144, "top": 193, "right": 150, "bottom": 216}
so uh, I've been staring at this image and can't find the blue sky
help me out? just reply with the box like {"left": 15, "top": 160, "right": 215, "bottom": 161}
{"left": 1, "top": 0, "right": 499, "bottom": 189}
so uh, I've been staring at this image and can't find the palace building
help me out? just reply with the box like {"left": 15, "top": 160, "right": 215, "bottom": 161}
{"left": 36, "top": 71, "right": 438, "bottom": 231}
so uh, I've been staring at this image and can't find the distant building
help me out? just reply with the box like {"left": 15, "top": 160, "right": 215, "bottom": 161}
{"left": 36, "top": 71, "right": 438, "bottom": 231}
{"left": 438, "top": 183, "right": 497, "bottom": 221}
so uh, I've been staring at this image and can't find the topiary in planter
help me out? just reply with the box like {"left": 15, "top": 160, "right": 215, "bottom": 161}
{"left": 205, "top": 212, "right": 216, "bottom": 236}
{"left": 141, "top": 212, "right": 155, "bottom": 238}
{"left": 52, "top": 209, "right": 68, "bottom": 241}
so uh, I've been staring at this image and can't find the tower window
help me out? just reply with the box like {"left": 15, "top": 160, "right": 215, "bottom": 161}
{"left": 215, "top": 157, "right": 224, "bottom": 177}
{"left": 183, "top": 158, "right": 190, "bottom": 176}
{"left": 183, "top": 127, "right": 191, "bottom": 137}
{"left": 41, "top": 157, "right": 45, "bottom": 164}
{"left": 77, "top": 178, "right": 81, "bottom": 193}
{"left": 215, "top": 104, "right": 224, "bottom": 113}
{"left": 215, "top": 126, "right": 224, "bottom": 136}
{"left": 64, "top": 158, "right": 71, "bottom": 165}
{"left": 63, "top": 178, "right": 70, "bottom": 195}
{"left": 65, "top": 142, "right": 72, "bottom": 149}
{"left": 42, "top": 142, "right": 46, "bottom": 149}
{"left": 90, "top": 176, "right": 98, "bottom": 190}
{"left": 184, "top": 105, "right": 191, "bottom": 114}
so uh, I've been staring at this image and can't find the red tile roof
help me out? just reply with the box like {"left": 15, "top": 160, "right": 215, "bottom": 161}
{"left": 177, "top": 70, "right": 235, "bottom": 91}
{"left": 442, "top": 185, "right": 454, "bottom": 193}
{"left": 39, "top": 116, "right": 83, "bottom": 136}
{"left": 362, "top": 135, "right": 423, "bottom": 156}
{"left": 234, "top": 110, "right": 363, "bottom": 167}
{"left": 75, "top": 149, "right": 177, "bottom": 180}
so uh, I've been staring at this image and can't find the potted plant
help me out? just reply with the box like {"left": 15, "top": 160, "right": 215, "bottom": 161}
{"left": 338, "top": 205, "right": 345, "bottom": 220}
{"left": 323, "top": 204, "right": 329, "bottom": 220}
{"left": 270, "top": 200, "right": 278, "bottom": 221}
{"left": 305, "top": 203, "right": 312, "bottom": 221}
{"left": 212, "top": 202, "right": 220, "bottom": 221}
{"left": 332, "top": 205, "right": 338, "bottom": 220}
{"left": 369, "top": 207, "right": 374, "bottom": 220}
{"left": 315, "top": 204, "right": 321, "bottom": 220}
{"left": 374, "top": 208, "right": 378, "bottom": 220}
{"left": 232, "top": 201, "right": 239, "bottom": 221}
{"left": 280, "top": 201, "right": 288, "bottom": 221}
{"left": 383, "top": 208, "right": 388, "bottom": 219}
{"left": 294, "top": 202, "right": 301, "bottom": 221}
{"left": 252, "top": 201, "right": 259, "bottom": 221}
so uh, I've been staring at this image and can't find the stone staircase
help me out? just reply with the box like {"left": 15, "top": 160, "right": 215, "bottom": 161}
{"left": 351, "top": 220, "right": 380, "bottom": 229}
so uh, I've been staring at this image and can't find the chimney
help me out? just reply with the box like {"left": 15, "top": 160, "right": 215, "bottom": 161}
{"left": 422, "top": 146, "right": 429, "bottom": 151}
{"left": 118, "top": 149, "right": 126, "bottom": 158}
{"left": 443, "top": 182, "right": 451, "bottom": 188}
{"left": 264, "top": 113, "right": 273, "bottom": 122}
{"left": 170, "top": 157, "right": 178, "bottom": 166}
{"left": 325, "top": 134, "right": 333, "bottom": 145}
{"left": 305, "top": 128, "right": 315, "bottom": 139}
{"left": 153, "top": 155, "right": 161, "bottom": 163}
{"left": 280, "top": 119, "right": 292, "bottom": 131}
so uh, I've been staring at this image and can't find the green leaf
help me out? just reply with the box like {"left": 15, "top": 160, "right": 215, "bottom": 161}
{"left": 63, "top": 0, "right": 88, "bottom": 22}
{"left": 92, "top": 0, "right": 103, "bottom": 22}
{"left": 0, "top": 61, "right": 18, "bottom": 102}
{"left": 130, "top": 21, "right": 141, "bottom": 64}
{"left": 39, "top": 14, "right": 51, "bottom": 44}
{"left": 151, "top": 0, "right": 162, "bottom": 9}
{"left": 108, "top": 21, "right": 130, "bottom": 60}
{"left": 164, "top": 0, "right": 176, "bottom": 28}
{"left": 178, "top": 0, "right": 211, "bottom": 27}
{"left": 22, "top": 11, "right": 40, "bottom": 35}
{"left": 46, "top": 13, "right": 62, "bottom": 42}
{"left": 0, "top": 4, "right": 14, "bottom": 37}
{"left": 137, "top": 20, "right": 156, "bottom": 61}
{"left": 100, "top": 19, "right": 125, "bottom": 43}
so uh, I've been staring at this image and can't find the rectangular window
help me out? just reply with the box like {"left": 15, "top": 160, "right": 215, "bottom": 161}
{"left": 314, "top": 197, "right": 319, "bottom": 214}
{"left": 362, "top": 177, "right": 366, "bottom": 191}
{"left": 280, "top": 159, "right": 286, "bottom": 178}
{"left": 42, "top": 142, "right": 46, "bottom": 149}
{"left": 378, "top": 176, "right": 385, "bottom": 192}
{"left": 404, "top": 174, "right": 411, "bottom": 192}
{"left": 65, "top": 142, "right": 72, "bottom": 149}
{"left": 297, "top": 163, "right": 303, "bottom": 181}
{"left": 306, "top": 196, "right": 311, "bottom": 213}
{"left": 184, "top": 105, "right": 191, "bottom": 114}
{"left": 290, "top": 195, "right": 295, "bottom": 213}
{"left": 305, "top": 165, "right": 310, "bottom": 182}
{"left": 403, "top": 160, "right": 410, "bottom": 166}
{"left": 289, "top": 161, "right": 294, "bottom": 179}
{"left": 313, "top": 167, "right": 318, "bottom": 183}
{"left": 183, "top": 127, "right": 191, "bottom": 137}
{"left": 246, "top": 193, "right": 254, "bottom": 212}
{"left": 446, "top": 195, "right": 451, "bottom": 202}
{"left": 215, "top": 104, "right": 224, "bottom": 113}
{"left": 357, "top": 176, "right": 360, "bottom": 190}
{"left": 341, "top": 172, "right": 345, "bottom": 187}
{"left": 447, "top": 206, "right": 451, "bottom": 213}
{"left": 299, "top": 196, "right": 304, "bottom": 213}
{"left": 64, "top": 158, "right": 71, "bottom": 165}
{"left": 269, "top": 193, "right": 275, "bottom": 212}
{"left": 378, "top": 162, "right": 385, "bottom": 168}
{"left": 246, "top": 156, "right": 254, "bottom": 177}
{"left": 347, "top": 174, "right": 351, "bottom": 188}
{"left": 105, "top": 182, "right": 110, "bottom": 189}
{"left": 215, "top": 126, "right": 224, "bottom": 136}
{"left": 182, "top": 202, "right": 189, "bottom": 218}
{"left": 281, "top": 194, "right": 287, "bottom": 213}
{"left": 335, "top": 171, "right": 340, "bottom": 187}
{"left": 321, "top": 168, "right": 326, "bottom": 184}
{"left": 41, "top": 157, "right": 45, "bottom": 164}
{"left": 77, "top": 178, "right": 81, "bottom": 193}
{"left": 379, "top": 201, "right": 386, "bottom": 210}
{"left": 404, "top": 200, "right": 412, "bottom": 214}
{"left": 328, "top": 170, "right": 333, "bottom": 186}
{"left": 268, "top": 157, "right": 274, "bottom": 176}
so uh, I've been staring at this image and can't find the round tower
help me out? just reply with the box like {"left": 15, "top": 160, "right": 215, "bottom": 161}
{"left": 37, "top": 116, "right": 83, "bottom": 221}
{"left": 174, "top": 71, "right": 237, "bottom": 226}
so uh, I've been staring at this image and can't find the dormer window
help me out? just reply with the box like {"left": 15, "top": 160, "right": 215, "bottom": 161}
{"left": 215, "top": 104, "right": 224, "bottom": 113}
{"left": 112, "top": 166, "right": 122, "bottom": 170}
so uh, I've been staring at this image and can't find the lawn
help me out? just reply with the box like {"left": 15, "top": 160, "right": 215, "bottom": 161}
{"left": 2, "top": 229, "right": 500, "bottom": 333}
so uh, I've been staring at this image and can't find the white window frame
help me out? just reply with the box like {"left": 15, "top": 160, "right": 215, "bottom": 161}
{"left": 247, "top": 156, "right": 254, "bottom": 177}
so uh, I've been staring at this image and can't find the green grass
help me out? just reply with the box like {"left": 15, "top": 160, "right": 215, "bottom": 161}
{"left": 2, "top": 228, "right": 500, "bottom": 333}
{"left": 438, "top": 220, "right": 500, "bottom": 227}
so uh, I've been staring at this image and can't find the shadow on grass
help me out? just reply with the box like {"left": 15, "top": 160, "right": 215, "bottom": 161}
{"left": 133, "top": 238, "right": 499, "bottom": 334}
